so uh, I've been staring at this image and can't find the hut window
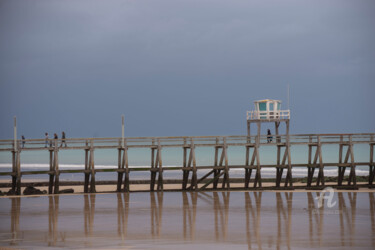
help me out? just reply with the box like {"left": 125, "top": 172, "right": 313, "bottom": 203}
{"left": 259, "top": 102, "right": 267, "bottom": 111}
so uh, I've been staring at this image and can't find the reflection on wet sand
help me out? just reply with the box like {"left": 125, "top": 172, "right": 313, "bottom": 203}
{"left": 370, "top": 192, "right": 375, "bottom": 247}
{"left": 10, "top": 197, "right": 20, "bottom": 246}
{"left": 2, "top": 191, "right": 375, "bottom": 249}
{"left": 182, "top": 192, "right": 196, "bottom": 240}
{"left": 150, "top": 192, "right": 163, "bottom": 237}
{"left": 338, "top": 192, "right": 357, "bottom": 247}
{"left": 307, "top": 192, "right": 324, "bottom": 247}
{"left": 276, "top": 192, "right": 292, "bottom": 250}
{"left": 245, "top": 192, "right": 261, "bottom": 249}
{"left": 84, "top": 194, "right": 95, "bottom": 237}
{"left": 117, "top": 193, "right": 129, "bottom": 239}
{"left": 48, "top": 196, "right": 61, "bottom": 246}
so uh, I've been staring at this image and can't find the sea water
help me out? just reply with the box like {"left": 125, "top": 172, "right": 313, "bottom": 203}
{"left": 0, "top": 143, "right": 370, "bottom": 182}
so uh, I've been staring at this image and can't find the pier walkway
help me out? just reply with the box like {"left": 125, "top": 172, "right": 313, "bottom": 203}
{"left": 0, "top": 133, "right": 374, "bottom": 194}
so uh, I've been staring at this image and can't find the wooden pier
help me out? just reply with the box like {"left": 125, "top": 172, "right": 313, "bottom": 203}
{"left": 0, "top": 133, "right": 374, "bottom": 195}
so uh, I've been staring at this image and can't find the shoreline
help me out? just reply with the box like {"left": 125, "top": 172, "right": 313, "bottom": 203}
{"left": 0, "top": 175, "right": 371, "bottom": 186}
{"left": 1, "top": 179, "right": 374, "bottom": 198}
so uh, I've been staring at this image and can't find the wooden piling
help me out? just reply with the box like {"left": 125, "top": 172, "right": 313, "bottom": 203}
{"left": 222, "top": 137, "right": 230, "bottom": 189}
{"left": 339, "top": 148, "right": 346, "bottom": 184}
{"left": 84, "top": 144, "right": 90, "bottom": 193}
{"left": 284, "top": 120, "right": 293, "bottom": 187}
{"left": 150, "top": 139, "right": 156, "bottom": 191}
{"left": 370, "top": 137, "right": 374, "bottom": 186}
{"left": 15, "top": 150, "right": 21, "bottom": 195}
{"left": 53, "top": 140, "right": 60, "bottom": 194}
{"left": 122, "top": 139, "right": 130, "bottom": 192}
{"left": 11, "top": 150, "right": 16, "bottom": 192}
{"left": 190, "top": 139, "right": 197, "bottom": 190}
{"left": 157, "top": 139, "right": 163, "bottom": 191}
{"left": 182, "top": 138, "right": 188, "bottom": 190}
{"left": 245, "top": 145, "right": 250, "bottom": 188}
{"left": 48, "top": 150, "right": 54, "bottom": 194}
{"left": 348, "top": 135, "right": 356, "bottom": 186}
{"left": 89, "top": 141, "right": 96, "bottom": 193}
{"left": 213, "top": 138, "right": 219, "bottom": 189}
{"left": 117, "top": 140, "right": 123, "bottom": 192}
{"left": 316, "top": 136, "right": 325, "bottom": 186}
{"left": 150, "top": 139, "right": 163, "bottom": 191}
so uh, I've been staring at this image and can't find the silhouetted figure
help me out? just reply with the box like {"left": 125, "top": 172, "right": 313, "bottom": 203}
{"left": 45, "top": 133, "right": 49, "bottom": 147}
{"left": 21, "top": 135, "right": 25, "bottom": 148}
{"left": 60, "top": 131, "right": 67, "bottom": 147}
{"left": 54, "top": 133, "right": 58, "bottom": 147}
{"left": 267, "top": 129, "right": 273, "bottom": 143}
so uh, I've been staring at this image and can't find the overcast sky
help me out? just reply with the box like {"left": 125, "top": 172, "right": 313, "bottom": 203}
{"left": 0, "top": 0, "right": 374, "bottom": 139}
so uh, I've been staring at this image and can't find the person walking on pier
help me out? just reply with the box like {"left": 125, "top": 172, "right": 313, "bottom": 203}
{"left": 60, "top": 131, "right": 67, "bottom": 147}
{"left": 267, "top": 129, "right": 273, "bottom": 143}
{"left": 45, "top": 133, "right": 49, "bottom": 147}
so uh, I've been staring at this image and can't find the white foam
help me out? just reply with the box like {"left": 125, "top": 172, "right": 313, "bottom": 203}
{"left": 0, "top": 163, "right": 164, "bottom": 170}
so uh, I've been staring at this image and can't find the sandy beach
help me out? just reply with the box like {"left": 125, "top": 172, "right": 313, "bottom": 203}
{"left": 1, "top": 180, "right": 374, "bottom": 196}
{"left": 1, "top": 190, "right": 374, "bottom": 249}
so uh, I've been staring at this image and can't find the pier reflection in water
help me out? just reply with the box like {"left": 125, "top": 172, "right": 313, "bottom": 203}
{"left": 0, "top": 191, "right": 374, "bottom": 249}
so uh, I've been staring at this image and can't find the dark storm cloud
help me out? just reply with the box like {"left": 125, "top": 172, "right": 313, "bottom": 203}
{"left": 0, "top": 0, "right": 374, "bottom": 138}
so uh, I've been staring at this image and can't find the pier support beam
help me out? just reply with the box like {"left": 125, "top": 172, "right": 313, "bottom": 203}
{"left": 244, "top": 145, "right": 254, "bottom": 188}
{"left": 117, "top": 139, "right": 129, "bottom": 192}
{"left": 198, "top": 137, "right": 229, "bottom": 191}
{"left": 84, "top": 140, "right": 96, "bottom": 193}
{"left": 307, "top": 136, "right": 324, "bottom": 187}
{"left": 150, "top": 139, "right": 163, "bottom": 191}
{"left": 212, "top": 138, "right": 224, "bottom": 189}
{"left": 253, "top": 127, "right": 262, "bottom": 188}
{"left": 222, "top": 137, "right": 230, "bottom": 189}
{"left": 53, "top": 140, "right": 60, "bottom": 194}
{"left": 182, "top": 139, "right": 198, "bottom": 191}
{"left": 247, "top": 119, "right": 291, "bottom": 189}
{"left": 47, "top": 139, "right": 60, "bottom": 194}
{"left": 338, "top": 135, "right": 357, "bottom": 187}
{"left": 275, "top": 144, "right": 293, "bottom": 188}
{"left": 284, "top": 120, "right": 293, "bottom": 187}
{"left": 275, "top": 121, "right": 292, "bottom": 188}
{"left": 11, "top": 147, "right": 21, "bottom": 195}
{"left": 369, "top": 141, "right": 375, "bottom": 187}
{"left": 244, "top": 144, "right": 260, "bottom": 188}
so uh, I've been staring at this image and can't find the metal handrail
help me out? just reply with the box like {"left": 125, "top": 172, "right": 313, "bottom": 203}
{"left": 246, "top": 110, "right": 290, "bottom": 120}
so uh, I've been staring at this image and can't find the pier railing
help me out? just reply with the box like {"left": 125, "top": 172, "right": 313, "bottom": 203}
{"left": 0, "top": 133, "right": 373, "bottom": 150}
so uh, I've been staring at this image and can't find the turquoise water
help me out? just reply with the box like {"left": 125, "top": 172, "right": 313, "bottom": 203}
{"left": 0, "top": 143, "right": 371, "bottom": 181}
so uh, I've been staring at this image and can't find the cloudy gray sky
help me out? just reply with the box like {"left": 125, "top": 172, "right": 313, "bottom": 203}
{"left": 0, "top": 0, "right": 374, "bottom": 139}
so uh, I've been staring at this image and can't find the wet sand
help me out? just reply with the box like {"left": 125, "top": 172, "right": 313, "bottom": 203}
{"left": 0, "top": 190, "right": 374, "bottom": 249}
{"left": 1, "top": 180, "right": 373, "bottom": 195}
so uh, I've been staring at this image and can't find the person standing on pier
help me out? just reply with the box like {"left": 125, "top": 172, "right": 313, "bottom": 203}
{"left": 45, "top": 133, "right": 49, "bottom": 147}
{"left": 54, "top": 133, "right": 58, "bottom": 147}
{"left": 21, "top": 135, "right": 25, "bottom": 148}
{"left": 60, "top": 131, "right": 67, "bottom": 147}
{"left": 267, "top": 129, "right": 273, "bottom": 143}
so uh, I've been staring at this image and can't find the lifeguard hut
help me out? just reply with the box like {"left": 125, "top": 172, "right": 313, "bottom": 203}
{"left": 246, "top": 99, "right": 290, "bottom": 138}
{"left": 245, "top": 99, "right": 292, "bottom": 188}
